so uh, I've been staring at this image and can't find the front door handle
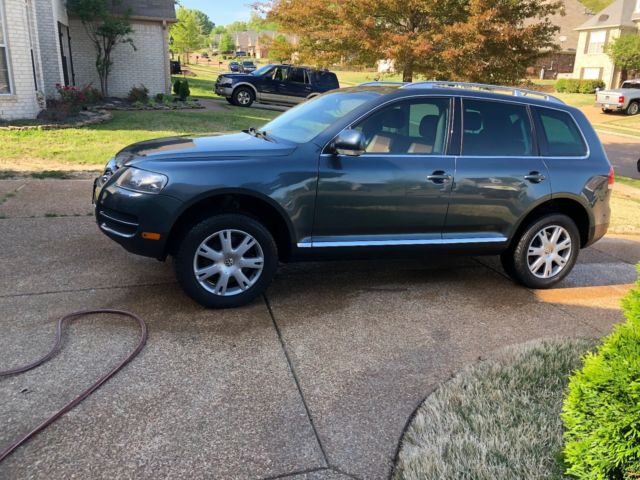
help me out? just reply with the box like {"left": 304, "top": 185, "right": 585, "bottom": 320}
{"left": 427, "top": 171, "right": 453, "bottom": 184}
{"left": 524, "top": 171, "right": 546, "bottom": 184}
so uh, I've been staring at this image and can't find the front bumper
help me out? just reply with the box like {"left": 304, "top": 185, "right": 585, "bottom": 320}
{"left": 215, "top": 85, "right": 233, "bottom": 97}
{"left": 94, "top": 179, "right": 182, "bottom": 260}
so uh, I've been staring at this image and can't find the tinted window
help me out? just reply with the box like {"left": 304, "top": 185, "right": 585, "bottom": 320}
{"left": 536, "top": 108, "right": 587, "bottom": 157}
{"left": 462, "top": 99, "right": 534, "bottom": 156}
{"left": 288, "top": 68, "right": 306, "bottom": 84}
{"left": 353, "top": 98, "right": 450, "bottom": 154}
{"left": 272, "top": 67, "right": 289, "bottom": 81}
{"left": 315, "top": 71, "right": 339, "bottom": 89}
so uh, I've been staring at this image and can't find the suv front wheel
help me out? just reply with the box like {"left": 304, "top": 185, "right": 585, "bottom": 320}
{"left": 232, "top": 87, "right": 255, "bottom": 107}
{"left": 175, "top": 214, "right": 278, "bottom": 308}
{"left": 501, "top": 214, "right": 580, "bottom": 289}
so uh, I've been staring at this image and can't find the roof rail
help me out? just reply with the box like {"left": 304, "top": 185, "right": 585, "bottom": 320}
{"left": 401, "top": 81, "right": 565, "bottom": 104}
{"left": 358, "top": 81, "right": 408, "bottom": 87}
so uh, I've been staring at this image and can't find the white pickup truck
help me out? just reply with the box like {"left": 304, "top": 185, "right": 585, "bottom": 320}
{"left": 596, "top": 79, "right": 640, "bottom": 115}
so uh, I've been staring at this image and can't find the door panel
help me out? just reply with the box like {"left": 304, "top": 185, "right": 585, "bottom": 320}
{"left": 313, "top": 97, "right": 454, "bottom": 242}
{"left": 277, "top": 68, "right": 311, "bottom": 104}
{"left": 444, "top": 98, "right": 551, "bottom": 239}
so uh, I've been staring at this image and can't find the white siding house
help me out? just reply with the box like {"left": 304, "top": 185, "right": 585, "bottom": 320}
{"left": 0, "top": 0, "right": 175, "bottom": 121}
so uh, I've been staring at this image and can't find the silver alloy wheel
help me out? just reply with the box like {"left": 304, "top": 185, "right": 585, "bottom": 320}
{"left": 526, "top": 225, "right": 572, "bottom": 279}
{"left": 236, "top": 90, "right": 252, "bottom": 105}
{"left": 193, "top": 229, "right": 264, "bottom": 296}
{"left": 628, "top": 102, "right": 639, "bottom": 115}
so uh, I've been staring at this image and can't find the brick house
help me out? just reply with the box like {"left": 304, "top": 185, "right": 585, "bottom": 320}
{"left": 0, "top": 0, "right": 175, "bottom": 120}
{"left": 572, "top": 0, "right": 640, "bottom": 88}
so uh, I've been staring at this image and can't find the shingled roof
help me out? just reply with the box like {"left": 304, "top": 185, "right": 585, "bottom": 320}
{"left": 109, "top": 0, "right": 176, "bottom": 21}
{"left": 576, "top": 0, "right": 637, "bottom": 30}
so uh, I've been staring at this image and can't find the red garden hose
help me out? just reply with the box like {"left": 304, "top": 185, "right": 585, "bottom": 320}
{"left": 0, "top": 309, "right": 148, "bottom": 463}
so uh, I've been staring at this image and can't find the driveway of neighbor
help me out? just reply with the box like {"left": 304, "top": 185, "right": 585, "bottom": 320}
{"left": 0, "top": 179, "right": 638, "bottom": 480}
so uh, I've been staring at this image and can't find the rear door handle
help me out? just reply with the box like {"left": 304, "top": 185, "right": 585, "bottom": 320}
{"left": 426, "top": 171, "right": 453, "bottom": 184}
{"left": 524, "top": 171, "right": 546, "bottom": 183}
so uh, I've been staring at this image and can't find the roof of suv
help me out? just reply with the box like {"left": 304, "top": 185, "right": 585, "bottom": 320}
{"left": 348, "top": 81, "right": 570, "bottom": 111}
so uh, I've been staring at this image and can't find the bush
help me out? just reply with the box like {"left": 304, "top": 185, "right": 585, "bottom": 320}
{"left": 173, "top": 79, "right": 182, "bottom": 97}
{"left": 178, "top": 80, "right": 190, "bottom": 101}
{"left": 562, "top": 265, "right": 640, "bottom": 480}
{"left": 155, "top": 93, "right": 165, "bottom": 102}
{"left": 555, "top": 79, "right": 605, "bottom": 94}
{"left": 127, "top": 84, "right": 149, "bottom": 103}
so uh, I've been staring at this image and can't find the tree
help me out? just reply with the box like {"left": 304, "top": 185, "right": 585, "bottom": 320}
{"left": 607, "top": 34, "right": 640, "bottom": 82}
{"left": 219, "top": 33, "right": 236, "bottom": 54}
{"left": 227, "top": 21, "right": 249, "bottom": 33}
{"left": 170, "top": 6, "right": 205, "bottom": 63}
{"left": 266, "top": 0, "right": 563, "bottom": 83}
{"left": 248, "top": 11, "right": 279, "bottom": 32}
{"left": 66, "top": 0, "right": 135, "bottom": 96}
{"left": 267, "top": 34, "right": 293, "bottom": 62}
{"left": 193, "top": 9, "right": 215, "bottom": 36}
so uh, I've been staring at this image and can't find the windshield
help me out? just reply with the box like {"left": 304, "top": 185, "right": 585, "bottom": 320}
{"left": 261, "top": 91, "right": 380, "bottom": 144}
{"left": 252, "top": 64, "right": 274, "bottom": 76}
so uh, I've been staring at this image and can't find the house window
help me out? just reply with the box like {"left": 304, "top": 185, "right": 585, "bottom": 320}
{"left": 587, "top": 30, "right": 607, "bottom": 54}
{"left": 582, "top": 67, "right": 602, "bottom": 80}
{"left": 0, "top": 0, "right": 12, "bottom": 94}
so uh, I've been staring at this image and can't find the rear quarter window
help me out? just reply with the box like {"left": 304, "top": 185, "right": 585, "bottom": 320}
{"left": 534, "top": 108, "right": 587, "bottom": 157}
{"left": 314, "top": 71, "right": 339, "bottom": 89}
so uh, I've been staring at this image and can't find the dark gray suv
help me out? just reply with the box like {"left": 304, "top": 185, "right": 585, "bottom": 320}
{"left": 94, "top": 82, "right": 613, "bottom": 308}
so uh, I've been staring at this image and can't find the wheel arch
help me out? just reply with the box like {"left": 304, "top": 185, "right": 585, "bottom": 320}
{"left": 165, "top": 189, "right": 296, "bottom": 261}
{"left": 508, "top": 196, "right": 593, "bottom": 249}
{"left": 232, "top": 82, "right": 258, "bottom": 97}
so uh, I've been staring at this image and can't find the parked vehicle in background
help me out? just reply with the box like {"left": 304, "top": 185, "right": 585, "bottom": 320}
{"left": 94, "top": 81, "right": 613, "bottom": 308}
{"left": 215, "top": 64, "right": 340, "bottom": 107}
{"left": 170, "top": 61, "right": 181, "bottom": 75}
{"left": 235, "top": 51, "right": 247, "bottom": 57}
{"left": 596, "top": 79, "right": 640, "bottom": 115}
{"left": 240, "top": 60, "right": 257, "bottom": 73}
{"left": 228, "top": 61, "right": 240, "bottom": 72}
{"left": 201, "top": 52, "right": 209, "bottom": 59}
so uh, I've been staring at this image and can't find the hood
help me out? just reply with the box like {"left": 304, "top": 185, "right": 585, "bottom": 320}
{"left": 115, "top": 133, "right": 296, "bottom": 166}
{"left": 219, "top": 73, "right": 254, "bottom": 80}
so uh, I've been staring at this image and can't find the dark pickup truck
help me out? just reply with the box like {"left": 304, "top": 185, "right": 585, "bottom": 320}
{"left": 215, "top": 64, "right": 339, "bottom": 107}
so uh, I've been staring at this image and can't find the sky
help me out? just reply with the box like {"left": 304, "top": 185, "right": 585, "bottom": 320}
{"left": 179, "top": 0, "right": 254, "bottom": 26}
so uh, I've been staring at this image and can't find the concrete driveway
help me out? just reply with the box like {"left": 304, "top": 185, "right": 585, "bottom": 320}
{"left": 599, "top": 132, "right": 640, "bottom": 179}
{"left": 1, "top": 179, "right": 638, "bottom": 480}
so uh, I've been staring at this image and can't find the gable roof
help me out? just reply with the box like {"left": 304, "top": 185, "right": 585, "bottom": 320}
{"left": 109, "top": 0, "right": 176, "bottom": 21}
{"left": 576, "top": 0, "right": 637, "bottom": 30}
{"left": 547, "top": 0, "right": 595, "bottom": 50}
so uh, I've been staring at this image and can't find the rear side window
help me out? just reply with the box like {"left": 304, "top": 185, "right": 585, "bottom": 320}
{"left": 535, "top": 108, "right": 587, "bottom": 157}
{"left": 462, "top": 99, "right": 534, "bottom": 156}
{"left": 288, "top": 68, "right": 307, "bottom": 84}
{"left": 314, "top": 71, "right": 339, "bottom": 89}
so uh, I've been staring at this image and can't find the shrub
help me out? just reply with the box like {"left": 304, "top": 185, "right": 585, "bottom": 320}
{"left": 178, "top": 80, "right": 190, "bottom": 101}
{"left": 81, "top": 84, "right": 103, "bottom": 105}
{"left": 555, "top": 79, "right": 605, "bottom": 94}
{"left": 173, "top": 79, "right": 182, "bottom": 97}
{"left": 127, "top": 84, "right": 149, "bottom": 103}
{"left": 562, "top": 265, "right": 640, "bottom": 480}
{"left": 155, "top": 93, "right": 165, "bottom": 102}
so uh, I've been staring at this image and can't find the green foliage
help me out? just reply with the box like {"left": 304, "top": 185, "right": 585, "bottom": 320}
{"left": 555, "top": 79, "right": 604, "bottom": 94}
{"left": 226, "top": 21, "right": 249, "bottom": 33}
{"left": 178, "top": 80, "right": 190, "bottom": 101}
{"left": 607, "top": 35, "right": 640, "bottom": 74}
{"left": 578, "top": 0, "right": 614, "bottom": 13}
{"left": 247, "top": 11, "right": 279, "bottom": 32}
{"left": 268, "top": 34, "right": 293, "bottom": 63}
{"left": 192, "top": 9, "right": 214, "bottom": 36}
{"left": 170, "top": 6, "right": 206, "bottom": 62}
{"left": 562, "top": 266, "right": 640, "bottom": 480}
{"left": 173, "top": 79, "right": 182, "bottom": 97}
{"left": 127, "top": 84, "right": 149, "bottom": 103}
{"left": 66, "top": 0, "right": 135, "bottom": 96}
{"left": 219, "top": 33, "right": 236, "bottom": 53}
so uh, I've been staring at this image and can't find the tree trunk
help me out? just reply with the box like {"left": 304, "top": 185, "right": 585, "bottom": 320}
{"left": 402, "top": 67, "right": 413, "bottom": 83}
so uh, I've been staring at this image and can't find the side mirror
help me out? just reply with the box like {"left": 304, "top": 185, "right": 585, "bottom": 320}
{"left": 333, "top": 130, "right": 366, "bottom": 156}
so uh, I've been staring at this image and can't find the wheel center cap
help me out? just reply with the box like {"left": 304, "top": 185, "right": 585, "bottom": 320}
{"left": 224, "top": 257, "right": 234, "bottom": 267}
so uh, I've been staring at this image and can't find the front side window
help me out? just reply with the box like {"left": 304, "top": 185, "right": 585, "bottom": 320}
{"left": 272, "top": 66, "right": 289, "bottom": 82}
{"left": 535, "top": 108, "right": 587, "bottom": 157}
{"left": 462, "top": 99, "right": 534, "bottom": 156}
{"left": 353, "top": 98, "right": 451, "bottom": 154}
{"left": 0, "top": 0, "right": 11, "bottom": 94}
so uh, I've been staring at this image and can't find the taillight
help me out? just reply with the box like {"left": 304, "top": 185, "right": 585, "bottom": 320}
{"left": 608, "top": 166, "right": 615, "bottom": 187}
{"left": 619, "top": 96, "right": 625, "bottom": 104}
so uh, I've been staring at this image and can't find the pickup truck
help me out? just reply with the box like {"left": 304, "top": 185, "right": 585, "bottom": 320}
{"left": 215, "top": 64, "right": 339, "bottom": 107}
{"left": 596, "top": 79, "right": 640, "bottom": 115}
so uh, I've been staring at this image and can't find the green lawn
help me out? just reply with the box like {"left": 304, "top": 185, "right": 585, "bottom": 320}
{"left": 0, "top": 108, "right": 279, "bottom": 171}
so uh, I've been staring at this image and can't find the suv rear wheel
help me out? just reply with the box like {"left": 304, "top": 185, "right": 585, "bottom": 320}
{"left": 501, "top": 214, "right": 580, "bottom": 289}
{"left": 233, "top": 87, "right": 255, "bottom": 107}
{"left": 175, "top": 214, "right": 278, "bottom": 308}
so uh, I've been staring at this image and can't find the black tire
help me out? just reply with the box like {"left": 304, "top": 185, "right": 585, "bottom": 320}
{"left": 232, "top": 87, "right": 255, "bottom": 107}
{"left": 626, "top": 101, "right": 639, "bottom": 116}
{"left": 175, "top": 214, "right": 278, "bottom": 308}
{"left": 601, "top": 108, "right": 611, "bottom": 114}
{"left": 501, "top": 214, "right": 580, "bottom": 289}
{"left": 225, "top": 97, "right": 236, "bottom": 106}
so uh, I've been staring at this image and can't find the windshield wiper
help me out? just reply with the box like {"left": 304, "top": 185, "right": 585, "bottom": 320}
{"left": 247, "top": 127, "right": 274, "bottom": 142}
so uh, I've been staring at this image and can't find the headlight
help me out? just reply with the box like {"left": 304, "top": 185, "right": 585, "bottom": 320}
{"left": 116, "top": 168, "right": 168, "bottom": 194}
{"left": 217, "top": 76, "right": 232, "bottom": 87}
